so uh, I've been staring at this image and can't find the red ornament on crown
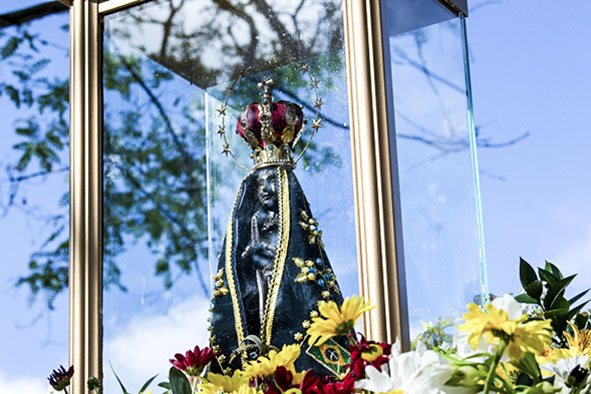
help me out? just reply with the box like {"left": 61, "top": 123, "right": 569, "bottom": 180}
{"left": 236, "top": 78, "right": 306, "bottom": 169}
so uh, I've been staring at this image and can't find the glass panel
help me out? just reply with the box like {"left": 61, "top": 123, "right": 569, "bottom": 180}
{"left": 382, "top": 0, "right": 488, "bottom": 337}
{"left": 0, "top": 6, "right": 69, "bottom": 393}
{"left": 103, "top": 0, "right": 356, "bottom": 389}
{"left": 468, "top": 0, "right": 591, "bottom": 299}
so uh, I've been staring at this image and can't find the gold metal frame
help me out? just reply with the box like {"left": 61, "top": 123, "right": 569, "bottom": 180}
{"left": 66, "top": 0, "right": 466, "bottom": 390}
{"left": 69, "top": 0, "right": 102, "bottom": 392}
{"left": 343, "top": 0, "right": 409, "bottom": 348}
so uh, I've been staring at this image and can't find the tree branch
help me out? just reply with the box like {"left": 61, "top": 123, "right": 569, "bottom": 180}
{"left": 0, "top": 2, "right": 68, "bottom": 29}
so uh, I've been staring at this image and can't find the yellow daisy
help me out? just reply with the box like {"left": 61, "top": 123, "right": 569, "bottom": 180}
{"left": 307, "top": 295, "right": 375, "bottom": 346}
{"left": 537, "top": 322, "right": 591, "bottom": 367}
{"left": 242, "top": 344, "right": 301, "bottom": 380}
{"left": 198, "top": 370, "right": 248, "bottom": 394}
{"left": 458, "top": 302, "right": 552, "bottom": 361}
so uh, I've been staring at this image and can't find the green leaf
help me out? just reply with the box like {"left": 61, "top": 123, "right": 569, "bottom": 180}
{"left": 538, "top": 268, "right": 558, "bottom": 287}
{"left": 169, "top": 367, "right": 191, "bottom": 394}
{"left": 138, "top": 374, "right": 158, "bottom": 394}
{"left": 1, "top": 36, "right": 22, "bottom": 58}
{"left": 568, "top": 289, "right": 590, "bottom": 305}
{"left": 544, "top": 274, "right": 576, "bottom": 310}
{"left": 520, "top": 258, "right": 538, "bottom": 289}
{"left": 545, "top": 261, "right": 563, "bottom": 279}
{"left": 5, "top": 85, "right": 20, "bottom": 107}
{"left": 545, "top": 307, "right": 569, "bottom": 320}
{"left": 515, "top": 294, "right": 539, "bottom": 304}
{"left": 525, "top": 280, "right": 543, "bottom": 300}
{"left": 109, "top": 362, "right": 130, "bottom": 394}
{"left": 567, "top": 301, "right": 590, "bottom": 321}
{"left": 511, "top": 352, "right": 541, "bottom": 384}
{"left": 158, "top": 382, "right": 171, "bottom": 390}
{"left": 575, "top": 314, "right": 590, "bottom": 330}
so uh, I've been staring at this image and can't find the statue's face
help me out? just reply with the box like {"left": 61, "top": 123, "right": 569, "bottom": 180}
{"left": 256, "top": 168, "right": 277, "bottom": 210}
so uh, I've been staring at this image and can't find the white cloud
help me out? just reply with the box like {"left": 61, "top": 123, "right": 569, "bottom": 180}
{"left": 0, "top": 372, "right": 50, "bottom": 394}
{"left": 103, "top": 295, "right": 211, "bottom": 393}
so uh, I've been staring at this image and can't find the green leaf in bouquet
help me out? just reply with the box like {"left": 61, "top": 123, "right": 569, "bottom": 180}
{"left": 521, "top": 381, "right": 561, "bottom": 394}
{"left": 169, "top": 366, "right": 191, "bottom": 394}
{"left": 568, "top": 289, "right": 590, "bottom": 306}
{"left": 567, "top": 300, "right": 590, "bottom": 321}
{"left": 543, "top": 274, "right": 576, "bottom": 310}
{"left": 574, "top": 314, "right": 590, "bottom": 331}
{"left": 538, "top": 269, "right": 559, "bottom": 287}
{"left": 525, "top": 280, "right": 543, "bottom": 301}
{"left": 515, "top": 294, "right": 539, "bottom": 304}
{"left": 515, "top": 372, "right": 534, "bottom": 387}
{"left": 545, "top": 261, "right": 563, "bottom": 280}
{"left": 520, "top": 258, "right": 538, "bottom": 289}
{"left": 109, "top": 362, "right": 130, "bottom": 394}
{"left": 511, "top": 352, "right": 541, "bottom": 384}
{"left": 550, "top": 296, "right": 570, "bottom": 312}
{"left": 545, "top": 307, "right": 569, "bottom": 320}
{"left": 138, "top": 374, "right": 158, "bottom": 394}
{"left": 158, "top": 382, "right": 171, "bottom": 390}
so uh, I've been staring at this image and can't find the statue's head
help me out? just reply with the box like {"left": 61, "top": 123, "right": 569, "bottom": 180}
{"left": 256, "top": 168, "right": 277, "bottom": 210}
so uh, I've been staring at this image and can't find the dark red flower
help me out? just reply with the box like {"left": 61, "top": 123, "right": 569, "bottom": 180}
{"left": 298, "top": 370, "right": 321, "bottom": 394}
{"left": 273, "top": 366, "right": 294, "bottom": 392}
{"left": 348, "top": 334, "right": 390, "bottom": 378}
{"left": 317, "top": 373, "right": 355, "bottom": 394}
{"left": 48, "top": 365, "right": 74, "bottom": 392}
{"left": 169, "top": 345, "right": 219, "bottom": 376}
{"left": 268, "top": 367, "right": 321, "bottom": 394}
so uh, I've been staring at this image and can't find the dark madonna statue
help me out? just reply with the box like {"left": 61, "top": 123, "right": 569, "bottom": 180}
{"left": 209, "top": 80, "right": 347, "bottom": 375}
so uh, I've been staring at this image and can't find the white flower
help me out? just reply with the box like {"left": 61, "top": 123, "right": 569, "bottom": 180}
{"left": 355, "top": 341, "right": 453, "bottom": 394}
{"left": 540, "top": 355, "right": 590, "bottom": 384}
{"left": 490, "top": 294, "right": 523, "bottom": 320}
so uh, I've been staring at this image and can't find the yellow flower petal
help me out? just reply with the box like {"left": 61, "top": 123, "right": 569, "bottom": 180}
{"left": 307, "top": 295, "right": 374, "bottom": 346}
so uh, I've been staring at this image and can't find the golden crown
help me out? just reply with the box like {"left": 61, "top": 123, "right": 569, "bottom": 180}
{"left": 235, "top": 79, "right": 306, "bottom": 169}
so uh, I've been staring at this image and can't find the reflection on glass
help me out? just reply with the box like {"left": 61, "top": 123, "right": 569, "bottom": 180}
{"left": 0, "top": 11, "right": 69, "bottom": 392}
{"left": 103, "top": 0, "right": 356, "bottom": 389}
{"left": 384, "top": 0, "right": 488, "bottom": 337}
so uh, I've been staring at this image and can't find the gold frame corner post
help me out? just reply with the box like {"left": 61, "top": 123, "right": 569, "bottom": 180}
{"left": 69, "top": 0, "right": 103, "bottom": 392}
{"left": 343, "top": 0, "right": 410, "bottom": 349}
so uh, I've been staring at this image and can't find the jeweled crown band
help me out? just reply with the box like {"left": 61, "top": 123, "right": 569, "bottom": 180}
{"left": 252, "top": 145, "right": 295, "bottom": 170}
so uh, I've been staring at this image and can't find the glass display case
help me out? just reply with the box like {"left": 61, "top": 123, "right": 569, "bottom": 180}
{"left": 65, "top": 0, "right": 484, "bottom": 391}
{"left": 382, "top": 0, "right": 488, "bottom": 337}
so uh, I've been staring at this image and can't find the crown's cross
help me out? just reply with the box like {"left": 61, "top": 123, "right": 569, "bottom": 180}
{"left": 258, "top": 78, "right": 274, "bottom": 105}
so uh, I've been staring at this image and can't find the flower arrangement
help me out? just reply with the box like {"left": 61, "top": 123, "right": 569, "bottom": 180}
{"left": 49, "top": 259, "right": 591, "bottom": 394}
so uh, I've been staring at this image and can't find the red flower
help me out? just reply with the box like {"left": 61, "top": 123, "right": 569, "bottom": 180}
{"left": 170, "top": 346, "right": 219, "bottom": 376}
{"left": 317, "top": 373, "right": 355, "bottom": 394}
{"left": 268, "top": 367, "right": 321, "bottom": 394}
{"left": 348, "top": 334, "right": 391, "bottom": 378}
{"left": 48, "top": 365, "right": 74, "bottom": 392}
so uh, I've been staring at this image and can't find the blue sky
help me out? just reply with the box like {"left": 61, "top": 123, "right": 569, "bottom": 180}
{"left": 0, "top": 0, "right": 590, "bottom": 392}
